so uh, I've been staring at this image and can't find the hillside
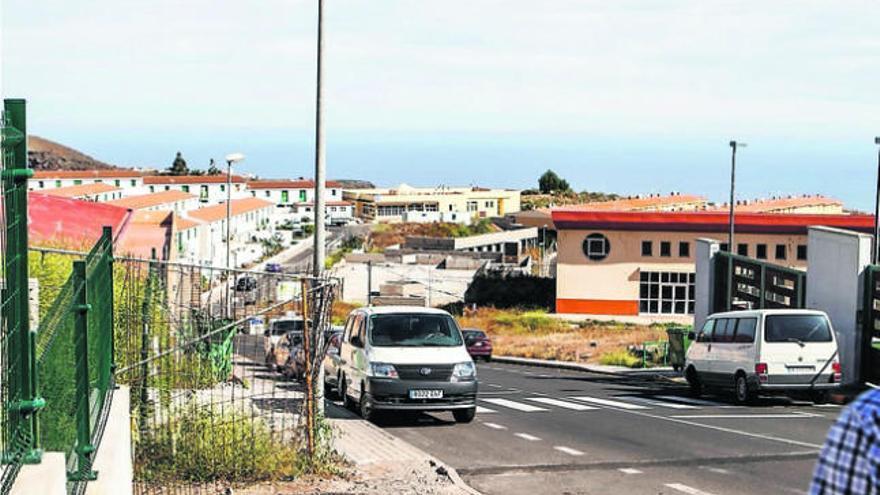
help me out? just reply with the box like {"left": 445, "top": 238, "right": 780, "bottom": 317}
{"left": 27, "top": 135, "right": 118, "bottom": 171}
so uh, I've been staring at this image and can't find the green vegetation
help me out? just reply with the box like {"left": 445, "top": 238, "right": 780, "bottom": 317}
{"left": 325, "top": 236, "right": 364, "bottom": 269}
{"left": 490, "top": 310, "right": 570, "bottom": 334}
{"left": 168, "top": 151, "right": 189, "bottom": 175}
{"left": 538, "top": 169, "right": 572, "bottom": 194}
{"left": 598, "top": 349, "right": 642, "bottom": 368}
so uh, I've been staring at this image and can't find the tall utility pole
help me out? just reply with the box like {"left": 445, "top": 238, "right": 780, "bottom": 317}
{"left": 874, "top": 137, "right": 880, "bottom": 264}
{"left": 224, "top": 153, "right": 244, "bottom": 318}
{"left": 313, "top": 0, "right": 326, "bottom": 277}
{"left": 312, "top": 0, "right": 327, "bottom": 416}
{"left": 727, "top": 141, "right": 745, "bottom": 311}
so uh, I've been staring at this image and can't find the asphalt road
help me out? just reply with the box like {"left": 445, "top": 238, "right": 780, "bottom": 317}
{"left": 281, "top": 224, "right": 370, "bottom": 273}
{"left": 367, "top": 361, "right": 843, "bottom": 495}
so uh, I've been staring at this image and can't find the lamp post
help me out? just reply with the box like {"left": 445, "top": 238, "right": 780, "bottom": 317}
{"left": 727, "top": 141, "right": 745, "bottom": 311}
{"left": 224, "top": 152, "right": 245, "bottom": 317}
{"left": 874, "top": 137, "right": 880, "bottom": 264}
{"left": 313, "top": 0, "right": 326, "bottom": 277}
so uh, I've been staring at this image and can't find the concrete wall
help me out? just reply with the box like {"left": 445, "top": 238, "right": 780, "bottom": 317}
{"left": 10, "top": 453, "right": 67, "bottom": 494}
{"left": 805, "top": 227, "right": 873, "bottom": 387}
{"left": 694, "top": 238, "right": 720, "bottom": 333}
{"left": 86, "top": 386, "right": 133, "bottom": 495}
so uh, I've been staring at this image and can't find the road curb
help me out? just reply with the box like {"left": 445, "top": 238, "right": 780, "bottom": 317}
{"left": 491, "top": 355, "right": 676, "bottom": 378}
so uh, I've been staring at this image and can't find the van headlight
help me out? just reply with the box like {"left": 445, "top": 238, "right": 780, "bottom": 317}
{"left": 452, "top": 361, "right": 476, "bottom": 382}
{"left": 369, "top": 362, "right": 399, "bottom": 379}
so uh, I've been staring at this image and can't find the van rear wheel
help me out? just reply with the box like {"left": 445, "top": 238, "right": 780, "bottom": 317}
{"left": 734, "top": 374, "right": 755, "bottom": 405}
{"left": 686, "top": 367, "right": 702, "bottom": 397}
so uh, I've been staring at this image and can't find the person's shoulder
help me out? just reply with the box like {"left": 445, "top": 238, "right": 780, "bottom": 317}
{"left": 847, "top": 389, "right": 880, "bottom": 434}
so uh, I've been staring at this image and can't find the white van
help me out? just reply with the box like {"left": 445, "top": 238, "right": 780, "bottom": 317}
{"left": 685, "top": 309, "right": 841, "bottom": 404}
{"left": 334, "top": 306, "right": 477, "bottom": 423}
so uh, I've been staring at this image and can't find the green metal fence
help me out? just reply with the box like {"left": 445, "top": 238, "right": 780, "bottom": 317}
{"left": 35, "top": 228, "right": 115, "bottom": 493}
{"left": 0, "top": 99, "right": 43, "bottom": 494}
{"left": 713, "top": 251, "right": 806, "bottom": 313}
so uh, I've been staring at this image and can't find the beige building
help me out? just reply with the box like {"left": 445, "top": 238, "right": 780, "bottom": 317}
{"left": 715, "top": 195, "right": 844, "bottom": 215}
{"left": 344, "top": 183, "right": 521, "bottom": 223}
{"left": 553, "top": 209, "right": 873, "bottom": 317}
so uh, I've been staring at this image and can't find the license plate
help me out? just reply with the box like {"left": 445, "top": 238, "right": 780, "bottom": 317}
{"left": 786, "top": 365, "right": 815, "bottom": 372}
{"left": 409, "top": 389, "right": 443, "bottom": 399}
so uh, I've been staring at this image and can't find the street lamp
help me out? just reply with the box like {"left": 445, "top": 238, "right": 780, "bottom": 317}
{"left": 874, "top": 137, "right": 880, "bottom": 264}
{"left": 225, "top": 152, "right": 245, "bottom": 317}
{"left": 727, "top": 140, "right": 746, "bottom": 311}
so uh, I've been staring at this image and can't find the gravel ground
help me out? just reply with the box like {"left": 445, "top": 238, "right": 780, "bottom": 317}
{"left": 236, "top": 460, "right": 472, "bottom": 495}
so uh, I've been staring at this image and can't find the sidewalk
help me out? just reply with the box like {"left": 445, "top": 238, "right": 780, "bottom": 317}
{"left": 325, "top": 403, "right": 480, "bottom": 495}
{"left": 492, "top": 354, "right": 679, "bottom": 378}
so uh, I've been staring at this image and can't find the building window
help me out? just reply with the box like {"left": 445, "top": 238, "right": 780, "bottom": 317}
{"left": 74, "top": 180, "right": 83, "bottom": 185}
{"left": 332, "top": 189, "right": 338, "bottom": 196}
{"left": 265, "top": 190, "right": 270, "bottom": 198}
{"left": 736, "top": 243, "right": 747, "bottom": 256}
{"left": 641, "top": 241, "right": 653, "bottom": 257}
{"left": 660, "top": 241, "right": 671, "bottom": 257}
{"left": 467, "top": 201, "right": 478, "bottom": 212}
{"left": 299, "top": 190, "right": 307, "bottom": 202}
{"left": 720, "top": 243, "right": 729, "bottom": 252}
{"left": 251, "top": 191, "right": 256, "bottom": 197}
{"left": 55, "top": 180, "right": 62, "bottom": 188}
{"left": 164, "top": 185, "right": 170, "bottom": 191}
{"left": 95, "top": 179, "right": 103, "bottom": 183}
{"left": 281, "top": 190, "right": 289, "bottom": 203}
{"left": 756, "top": 244, "right": 767, "bottom": 260}
{"left": 182, "top": 185, "right": 190, "bottom": 193}
{"left": 131, "top": 179, "right": 137, "bottom": 187}
{"left": 797, "top": 244, "right": 807, "bottom": 261}
{"left": 37, "top": 181, "right": 44, "bottom": 188}
{"left": 679, "top": 241, "right": 690, "bottom": 258}
{"left": 425, "top": 204, "right": 438, "bottom": 212}
{"left": 582, "top": 233, "right": 610, "bottom": 261}
{"left": 775, "top": 244, "right": 787, "bottom": 260}
{"left": 200, "top": 185, "right": 209, "bottom": 201}
{"left": 149, "top": 185, "right": 155, "bottom": 193}
{"left": 639, "top": 271, "right": 696, "bottom": 315}
{"left": 114, "top": 179, "right": 121, "bottom": 187}
{"left": 220, "top": 184, "right": 226, "bottom": 192}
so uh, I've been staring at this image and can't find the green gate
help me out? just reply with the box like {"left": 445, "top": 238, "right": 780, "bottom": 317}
{"left": 713, "top": 252, "right": 807, "bottom": 313}
{"left": 861, "top": 265, "right": 880, "bottom": 384}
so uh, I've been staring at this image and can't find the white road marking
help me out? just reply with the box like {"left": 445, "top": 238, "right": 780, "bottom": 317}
{"left": 476, "top": 406, "right": 496, "bottom": 414}
{"left": 701, "top": 466, "right": 730, "bottom": 475}
{"left": 570, "top": 396, "right": 649, "bottom": 410}
{"left": 514, "top": 432, "right": 541, "bottom": 441}
{"left": 665, "top": 482, "right": 717, "bottom": 495}
{"left": 617, "top": 396, "right": 698, "bottom": 409}
{"left": 487, "top": 383, "right": 503, "bottom": 388}
{"left": 526, "top": 397, "right": 599, "bottom": 411}
{"left": 654, "top": 395, "right": 731, "bottom": 407}
{"left": 670, "top": 414, "right": 822, "bottom": 419}
{"left": 482, "top": 398, "right": 548, "bottom": 412}
{"left": 618, "top": 468, "right": 643, "bottom": 474}
{"left": 814, "top": 404, "right": 842, "bottom": 408}
{"left": 554, "top": 446, "right": 584, "bottom": 456}
{"left": 483, "top": 422, "right": 507, "bottom": 430}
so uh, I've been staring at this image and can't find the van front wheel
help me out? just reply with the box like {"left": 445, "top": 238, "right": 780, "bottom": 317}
{"left": 453, "top": 407, "right": 476, "bottom": 423}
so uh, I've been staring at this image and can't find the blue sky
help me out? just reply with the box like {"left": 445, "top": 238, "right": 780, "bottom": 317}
{"left": 2, "top": 1, "right": 880, "bottom": 209}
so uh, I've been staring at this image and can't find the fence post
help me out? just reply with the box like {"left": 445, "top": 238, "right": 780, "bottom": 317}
{"left": 70, "top": 261, "right": 97, "bottom": 481}
{"left": 100, "top": 226, "right": 115, "bottom": 391}
{"left": 138, "top": 260, "right": 155, "bottom": 435}
{"left": 2, "top": 98, "right": 44, "bottom": 465}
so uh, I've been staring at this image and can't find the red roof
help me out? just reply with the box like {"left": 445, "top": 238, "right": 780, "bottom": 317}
{"left": 144, "top": 175, "right": 247, "bottom": 185}
{"left": 551, "top": 210, "right": 875, "bottom": 235}
{"left": 564, "top": 194, "right": 707, "bottom": 211}
{"left": 247, "top": 179, "right": 343, "bottom": 189}
{"left": 32, "top": 169, "right": 143, "bottom": 179}
{"left": 41, "top": 183, "right": 120, "bottom": 198}
{"left": 117, "top": 210, "right": 173, "bottom": 259}
{"left": 721, "top": 195, "right": 843, "bottom": 213}
{"left": 186, "top": 197, "right": 274, "bottom": 223}
{"left": 106, "top": 190, "right": 196, "bottom": 209}
{"left": 25, "top": 193, "right": 132, "bottom": 249}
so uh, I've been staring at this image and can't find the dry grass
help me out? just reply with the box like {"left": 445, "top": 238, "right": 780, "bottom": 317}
{"left": 458, "top": 307, "right": 666, "bottom": 364}
{"left": 331, "top": 301, "right": 361, "bottom": 326}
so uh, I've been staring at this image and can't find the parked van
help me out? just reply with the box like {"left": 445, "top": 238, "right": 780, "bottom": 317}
{"left": 334, "top": 306, "right": 477, "bottom": 423}
{"left": 685, "top": 309, "right": 840, "bottom": 404}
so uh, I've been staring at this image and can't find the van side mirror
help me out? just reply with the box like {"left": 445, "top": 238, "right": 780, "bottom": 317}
{"left": 687, "top": 331, "right": 696, "bottom": 341}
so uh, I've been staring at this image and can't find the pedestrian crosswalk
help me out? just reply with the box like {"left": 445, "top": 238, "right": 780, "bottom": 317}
{"left": 476, "top": 394, "right": 749, "bottom": 414}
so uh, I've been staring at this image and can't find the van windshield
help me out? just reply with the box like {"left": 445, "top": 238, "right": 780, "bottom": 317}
{"left": 369, "top": 314, "right": 464, "bottom": 347}
{"left": 764, "top": 315, "right": 832, "bottom": 343}
{"left": 272, "top": 319, "right": 304, "bottom": 335}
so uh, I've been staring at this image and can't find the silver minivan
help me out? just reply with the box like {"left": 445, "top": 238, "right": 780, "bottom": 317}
{"left": 685, "top": 309, "right": 841, "bottom": 404}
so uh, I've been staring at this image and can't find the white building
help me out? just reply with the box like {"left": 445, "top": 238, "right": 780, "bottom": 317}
{"left": 246, "top": 179, "right": 344, "bottom": 207}
{"left": 292, "top": 201, "right": 355, "bottom": 224}
{"left": 106, "top": 190, "right": 199, "bottom": 214}
{"left": 176, "top": 197, "right": 276, "bottom": 268}
{"left": 30, "top": 170, "right": 145, "bottom": 191}
{"left": 144, "top": 175, "right": 249, "bottom": 205}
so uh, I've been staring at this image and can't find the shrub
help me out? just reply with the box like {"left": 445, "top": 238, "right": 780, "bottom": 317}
{"left": 598, "top": 350, "right": 642, "bottom": 368}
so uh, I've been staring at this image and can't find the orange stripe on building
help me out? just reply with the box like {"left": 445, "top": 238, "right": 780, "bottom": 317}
{"left": 556, "top": 299, "right": 639, "bottom": 316}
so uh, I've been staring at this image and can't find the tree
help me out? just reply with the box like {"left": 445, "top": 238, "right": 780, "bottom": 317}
{"left": 169, "top": 152, "right": 189, "bottom": 176}
{"left": 538, "top": 169, "right": 571, "bottom": 194}
{"left": 207, "top": 159, "right": 222, "bottom": 176}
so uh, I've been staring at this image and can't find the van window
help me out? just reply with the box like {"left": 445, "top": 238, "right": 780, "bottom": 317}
{"left": 368, "top": 314, "right": 464, "bottom": 347}
{"left": 713, "top": 319, "right": 734, "bottom": 343}
{"left": 765, "top": 314, "right": 832, "bottom": 343}
{"left": 698, "top": 319, "right": 715, "bottom": 342}
{"left": 733, "top": 318, "right": 757, "bottom": 343}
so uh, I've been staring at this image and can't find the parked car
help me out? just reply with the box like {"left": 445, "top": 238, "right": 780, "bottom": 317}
{"left": 684, "top": 309, "right": 841, "bottom": 404}
{"left": 266, "top": 263, "right": 283, "bottom": 273}
{"left": 279, "top": 331, "right": 306, "bottom": 380}
{"left": 236, "top": 276, "right": 258, "bottom": 292}
{"left": 462, "top": 329, "right": 492, "bottom": 361}
{"left": 245, "top": 316, "right": 265, "bottom": 335}
{"left": 263, "top": 315, "right": 305, "bottom": 371}
{"left": 335, "top": 306, "right": 477, "bottom": 423}
{"left": 322, "top": 331, "right": 345, "bottom": 397}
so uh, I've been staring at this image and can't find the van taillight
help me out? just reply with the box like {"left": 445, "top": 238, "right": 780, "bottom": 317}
{"left": 755, "top": 363, "right": 768, "bottom": 382}
{"left": 832, "top": 362, "right": 842, "bottom": 382}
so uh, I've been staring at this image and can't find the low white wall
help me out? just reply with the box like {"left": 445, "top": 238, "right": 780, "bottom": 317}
{"left": 694, "top": 238, "right": 719, "bottom": 333}
{"left": 10, "top": 452, "right": 66, "bottom": 495}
